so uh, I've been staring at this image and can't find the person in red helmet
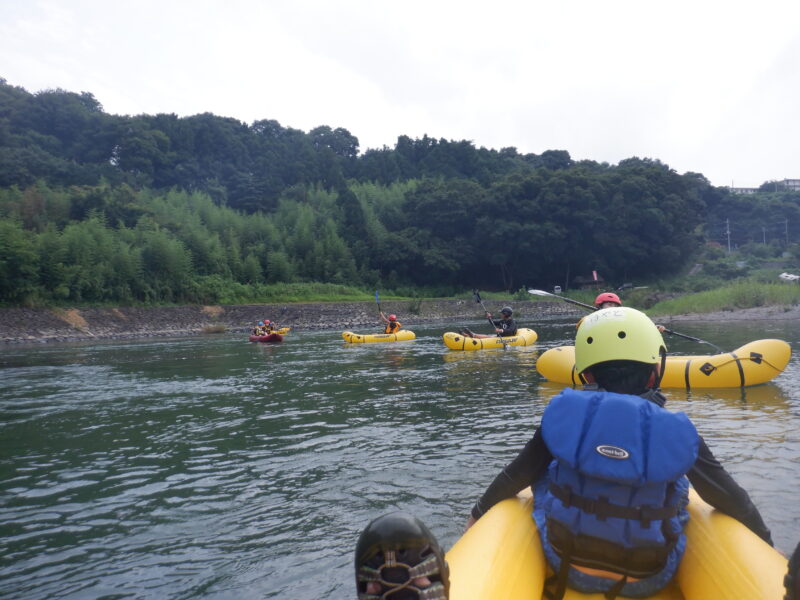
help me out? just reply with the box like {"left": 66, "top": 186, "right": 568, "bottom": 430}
{"left": 379, "top": 311, "right": 402, "bottom": 334}
{"left": 588, "top": 292, "right": 667, "bottom": 333}
{"left": 576, "top": 293, "right": 623, "bottom": 329}
{"left": 594, "top": 292, "right": 622, "bottom": 309}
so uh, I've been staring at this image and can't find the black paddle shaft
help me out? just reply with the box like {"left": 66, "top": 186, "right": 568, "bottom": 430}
{"left": 473, "top": 289, "right": 500, "bottom": 335}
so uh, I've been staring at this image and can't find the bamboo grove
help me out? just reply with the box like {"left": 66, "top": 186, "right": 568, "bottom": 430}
{"left": 1, "top": 79, "right": 799, "bottom": 306}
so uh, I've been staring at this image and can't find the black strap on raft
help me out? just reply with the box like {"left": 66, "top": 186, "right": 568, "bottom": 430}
{"left": 546, "top": 517, "right": 673, "bottom": 578}
{"left": 604, "top": 575, "right": 628, "bottom": 600}
{"left": 543, "top": 536, "right": 573, "bottom": 600}
{"left": 542, "top": 535, "right": 628, "bottom": 600}
{"left": 784, "top": 540, "right": 800, "bottom": 600}
{"left": 549, "top": 482, "right": 678, "bottom": 528}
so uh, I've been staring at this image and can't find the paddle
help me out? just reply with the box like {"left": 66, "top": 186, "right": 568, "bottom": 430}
{"left": 527, "top": 289, "right": 725, "bottom": 354}
{"left": 527, "top": 288, "right": 595, "bottom": 311}
{"left": 658, "top": 328, "right": 725, "bottom": 354}
{"left": 473, "top": 289, "right": 501, "bottom": 337}
{"left": 375, "top": 290, "right": 381, "bottom": 314}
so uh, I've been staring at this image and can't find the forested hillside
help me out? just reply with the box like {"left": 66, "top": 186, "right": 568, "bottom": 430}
{"left": 1, "top": 78, "right": 799, "bottom": 306}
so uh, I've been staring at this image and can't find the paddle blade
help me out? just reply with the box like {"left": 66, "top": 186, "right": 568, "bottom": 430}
{"left": 375, "top": 290, "right": 380, "bottom": 304}
{"left": 473, "top": 289, "right": 481, "bottom": 303}
{"left": 527, "top": 289, "right": 552, "bottom": 297}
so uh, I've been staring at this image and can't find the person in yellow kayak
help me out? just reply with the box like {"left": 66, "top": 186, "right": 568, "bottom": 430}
{"left": 460, "top": 306, "right": 517, "bottom": 338}
{"left": 578, "top": 292, "right": 666, "bottom": 333}
{"left": 379, "top": 311, "right": 402, "bottom": 334}
{"left": 354, "top": 511, "right": 449, "bottom": 599}
{"left": 466, "top": 307, "right": 772, "bottom": 600}
{"left": 575, "top": 292, "right": 623, "bottom": 330}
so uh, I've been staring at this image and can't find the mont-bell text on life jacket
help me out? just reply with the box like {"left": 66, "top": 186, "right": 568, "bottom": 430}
{"left": 596, "top": 445, "right": 630, "bottom": 459}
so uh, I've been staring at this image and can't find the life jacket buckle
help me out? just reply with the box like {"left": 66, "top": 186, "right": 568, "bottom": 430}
{"left": 638, "top": 507, "right": 656, "bottom": 528}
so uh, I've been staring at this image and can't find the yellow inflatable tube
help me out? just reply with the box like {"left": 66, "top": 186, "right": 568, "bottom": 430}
{"left": 443, "top": 328, "right": 538, "bottom": 350}
{"left": 341, "top": 330, "right": 416, "bottom": 343}
{"left": 536, "top": 339, "right": 790, "bottom": 389}
{"left": 446, "top": 488, "right": 786, "bottom": 600}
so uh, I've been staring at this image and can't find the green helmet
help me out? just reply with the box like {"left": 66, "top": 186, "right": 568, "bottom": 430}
{"left": 575, "top": 307, "right": 666, "bottom": 374}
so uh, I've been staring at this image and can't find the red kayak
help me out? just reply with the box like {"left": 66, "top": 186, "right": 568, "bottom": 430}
{"left": 248, "top": 333, "right": 284, "bottom": 343}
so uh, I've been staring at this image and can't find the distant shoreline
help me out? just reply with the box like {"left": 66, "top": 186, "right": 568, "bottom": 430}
{"left": 658, "top": 304, "right": 800, "bottom": 323}
{"left": 0, "top": 299, "right": 575, "bottom": 345}
{"left": 3, "top": 301, "right": 798, "bottom": 345}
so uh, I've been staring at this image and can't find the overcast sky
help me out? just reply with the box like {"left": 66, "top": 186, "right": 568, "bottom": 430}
{"left": 1, "top": 0, "right": 798, "bottom": 188}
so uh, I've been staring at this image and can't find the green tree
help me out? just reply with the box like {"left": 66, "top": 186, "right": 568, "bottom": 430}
{"left": 0, "top": 219, "right": 39, "bottom": 302}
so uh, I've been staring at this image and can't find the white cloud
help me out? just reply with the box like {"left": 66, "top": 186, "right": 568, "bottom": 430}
{"left": 1, "top": 0, "right": 798, "bottom": 187}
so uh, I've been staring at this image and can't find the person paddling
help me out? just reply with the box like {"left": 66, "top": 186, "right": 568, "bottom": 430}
{"left": 578, "top": 292, "right": 667, "bottom": 333}
{"left": 461, "top": 306, "right": 517, "bottom": 338}
{"left": 380, "top": 312, "right": 402, "bottom": 334}
{"left": 466, "top": 307, "right": 772, "bottom": 599}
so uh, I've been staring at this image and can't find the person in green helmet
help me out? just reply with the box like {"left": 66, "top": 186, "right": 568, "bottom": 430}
{"left": 465, "top": 307, "right": 772, "bottom": 600}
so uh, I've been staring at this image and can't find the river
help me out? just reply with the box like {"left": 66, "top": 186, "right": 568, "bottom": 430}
{"left": 1, "top": 315, "right": 799, "bottom": 599}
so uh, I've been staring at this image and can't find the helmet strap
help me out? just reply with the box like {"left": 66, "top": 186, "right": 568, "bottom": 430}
{"left": 652, "top": 349, "right": 667, "bottom": 389}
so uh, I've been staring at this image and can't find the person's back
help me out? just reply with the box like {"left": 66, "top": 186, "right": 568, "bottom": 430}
{"left": 534, "top": 308, "right": 697, "bottom": 598}
{"left": 468, "top": 307, "right": 771, "bottom": 600}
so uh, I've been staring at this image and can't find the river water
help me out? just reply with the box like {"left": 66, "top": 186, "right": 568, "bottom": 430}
{"left": 1, "top": 316, "right": 799, "bottom": 599}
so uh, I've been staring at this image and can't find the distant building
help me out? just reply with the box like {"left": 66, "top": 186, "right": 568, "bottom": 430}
{"left": 782, "top": 179, "right": 800, "bottom": 191}
{"left": 729, "top": 179, "right": 800, "bottom": 194}
{"left": 573, "top": 271, "right": 605, "bottom": 290}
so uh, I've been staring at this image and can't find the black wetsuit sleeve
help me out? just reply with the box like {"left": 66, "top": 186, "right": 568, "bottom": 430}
{"left": 470, "top": 428, "right": 552, "bottom": 520}
{"left": 687, "top": 436, "right": 773, "bottom": 545}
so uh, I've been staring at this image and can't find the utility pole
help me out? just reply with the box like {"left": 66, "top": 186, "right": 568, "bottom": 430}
{"left": 726, "top": 218, "right": 731, "bottom": 253}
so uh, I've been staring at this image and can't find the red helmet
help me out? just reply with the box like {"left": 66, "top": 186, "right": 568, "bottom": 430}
{"left": 388, "top": 314, "right": 397, "bottom": 321}
{"left": 594, "top": 292, "right": 621, "bottom": 307}
{"left": 264, "top": 320, "right": 271, "bottom": 325}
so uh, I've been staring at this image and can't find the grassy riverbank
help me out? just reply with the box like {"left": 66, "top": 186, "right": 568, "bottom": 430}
{"left": 647, "top": 281, "right": 800, "bottom": 316}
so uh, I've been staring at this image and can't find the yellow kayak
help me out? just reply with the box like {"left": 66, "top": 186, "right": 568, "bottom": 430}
{"left": 443, "top": 328, "right": 538, "bottom": 350}
{"left": 536, "top": 339, "right": 791, "bottom": 389}
{"left": 446, "top": 488, "right": 786, "bottom": 599}
{"left": 341, "top": 330, "right": 416, "bottom": 343}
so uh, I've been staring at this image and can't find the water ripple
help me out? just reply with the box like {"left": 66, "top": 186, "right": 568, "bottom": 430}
{"left": 1, "top": 323, "right": 799, "bottom": 598}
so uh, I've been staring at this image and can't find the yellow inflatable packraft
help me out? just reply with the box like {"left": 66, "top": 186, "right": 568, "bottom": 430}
{"left": 446, "top": 488, "right": 786, "bottom": 599}
{"left": 341, "top": 330, "right": 416, "bottom": 343}
{"left": 535, "top": 339, "right": 790, "bottom": 389}
{"left": 443, "top": 328, "right": 538, "bottom": 350}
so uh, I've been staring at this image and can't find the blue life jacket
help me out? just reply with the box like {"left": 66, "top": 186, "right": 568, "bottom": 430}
{"left": 533, "top": 388, "right": 699, "bottom": 594}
